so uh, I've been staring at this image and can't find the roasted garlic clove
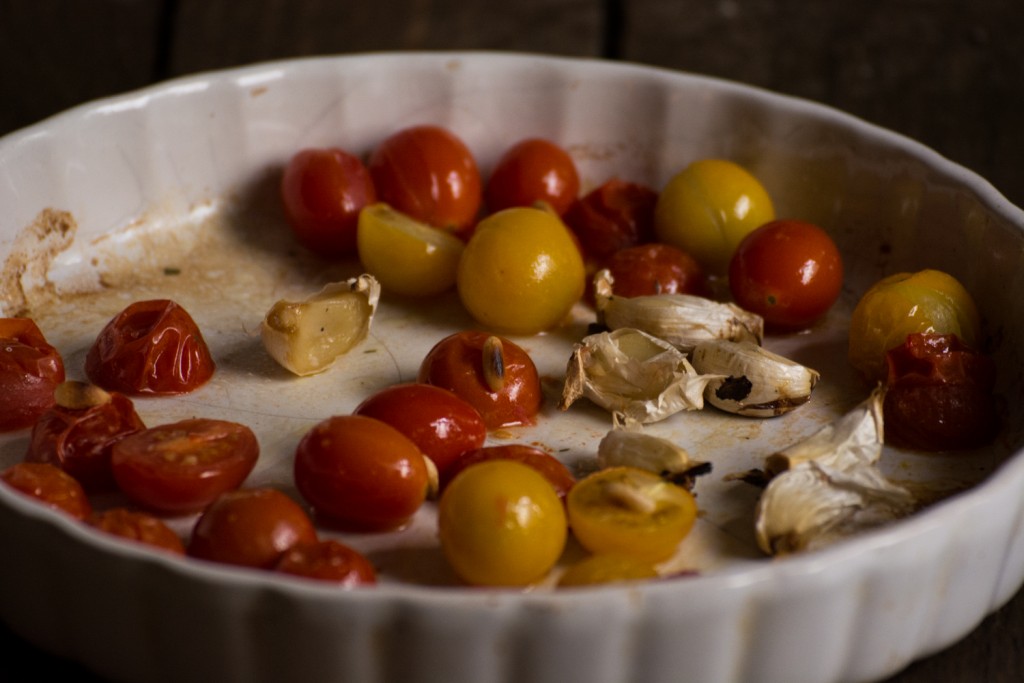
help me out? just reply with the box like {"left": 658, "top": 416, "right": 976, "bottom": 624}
{"left": 690, "top": 339, "right": 820, "bottom": 417}
{"left": 260, "top": 275, "right": 381, "bottom": 377}
{"left": 598, "top": 413, "right": 710, "bottom": 490}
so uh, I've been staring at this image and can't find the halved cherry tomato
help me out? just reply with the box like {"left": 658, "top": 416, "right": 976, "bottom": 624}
{"left": 353, "top": 383, "right": 486, "bottom": 480}
{"left": 368, "top": 125, "right": 482, "bottom": 236}
{"left": 0, "top": 318, "right": 65, "bottom": 432}
{"left": 293, "top": 415, "right": 428, "bottom": 532}
{"left": 274, "top": 539, "right": 377, "bottom": 586}
{"left": 418, "top": 331, "right": 542, "bottom": 429}
{"left": 87, "top": 508, "right": 186, "bottom": 555}
{"left": 188, "top": 488, "right": 318, "bottom": 569}
{"left": 557, "top": 553, "right": 660, "bottom": 588}
{"left": 484, "top": 138, "right": 580, "bottom": 216}
{"left": 728, "top": 219, "right": 843, "bottom": 331}
{"left": 85, "top": 299, "right": 215, "bottom": 395}
{"left": 110, "top": 418, "right": 259, "bottom": 514}
{"left": 604, "top": 243, "right": 708, "bottom": 298}
{"left": 441, "top": 444, "right": 575, "bottom": 500}
{"left": 564, "top": 179, "right": 658, "bottom": 262}
{"left": 280, "top": 147, "right": 377, "bottom": 257}
{"left": 0, "top": 461, "right": 91, "bottom": 521}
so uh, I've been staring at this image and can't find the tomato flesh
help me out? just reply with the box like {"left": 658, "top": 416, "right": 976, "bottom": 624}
{"left": 1, "top": 461, "right": 91, "bottom": 521}
{"left": 87, "top": 508, "right": 186, "bottom": 555}
{"left": 0, "top": 318, "right": 65, "bottom": 432}
{"left": 274, "top": 539, "right": 377, "bottom": 586}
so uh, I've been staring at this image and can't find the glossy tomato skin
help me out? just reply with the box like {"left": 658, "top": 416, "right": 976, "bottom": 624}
{"left": 368, "top": 125, "right": 482, "bottom": 236}
{"left": 85, "top": 299, "right": 215, "bottom": 395}
{"left": 280, "top": 147, "right": 377, "bottom": 257}
{"left": 418, "top": 331, "right": 542, "bottom": 429}
{"left": 484, "top": 138, "right": 580, "bottom": 216}
{"left": 604, "top": 243, "right": 709, "bottom": 298}
{"left": 26, "top": 392, "right": 145, "bottom": 493}
{"left": 0, "top": 318, "right": 65, "bottom": 432}
{"left": 442, "top": 444, "right": 575, "bottom": 499}
{"left": 110, "top": 418, "right": 259, "bottom": 514}
{"left": 564, "top": 179, "right": 658, "bottom": 262}
{"left": 188, "top": 488, "right": 318, "bottom": 569}
{"left": 353, "top": 383, "right": 486, "bottom": 480}
{"left": 294, "top": 415, "right": 429, "bottom": 532}
{"left": 87, "top": 508, "right": 186, "bottom": 555}
{"left": 0, "top": 461, "right": 91, "bottom": 521}
{"left": 274, "top": 539, "right": 377, "bottom": 586}
{"left": 729, "top": 219, "right": 844, "bottom": 331}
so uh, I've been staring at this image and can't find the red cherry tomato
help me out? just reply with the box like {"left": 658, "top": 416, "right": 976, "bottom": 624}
{"left": 0, "top": 318, "right": 65, "bottom": 432}
{"left": 188, "top": 488, "right": 318, "bottom": 569}
{"left": 368, "top": 125, "right": 482, "bottom": 235}
{"left": 604, "top": 243, "right": 709, "bottom": 298}
{"left": 26, "top": 390, "right": 145, "bottom": 493}
{"left": 484, "top": 138, "right": 580, "bottom": 216}
{"left": 728, "top": 219, "right": 844, "bottom": 331}
{"left": 280, "top": 147, "right": 377, "bottom": 257}
{"left": 417, "top": 331, "right": 542, "bottom": 430}
{"left": 564, "top": 179, "right": 658, "bottom": 262}
{"left": 274, "top": 539, "right": 377, "bottom": 586}
{"left": 353, "top": 382, "right": 486, "bottom": 480}
{"left": 294, "top": 415, "right": 428, "bottom": 532}
{"left": 442, "top": 444, "right": 575, "bottom": 499}
{"left": 85, "top": 299, "right": 216, "bottom": 395}
{"left": 87, "top": 508, "right": 186, "bottom": 555}
{"left": 110, "top": 418, "right": 259, "bottom": 514}
{"left": 0, "top": 461, "right": 91, "bottom": 521}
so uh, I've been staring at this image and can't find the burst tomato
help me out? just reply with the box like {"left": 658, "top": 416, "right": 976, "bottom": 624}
{"left": 274, "top": 539, "right": 377, "bottom": 586}
{"left": 564, "top": 178, "right": 658, "bottom": 262}
{"left": 604, "top": 243, "right": 708, "bottom": 298}
{"left": 484, "top": 138, "right": 580, "bottom": 216}
{"left": 87, "top": 508, "right": 186, "bottom": 555}
{"left": 0, "top": 318, "right": 65, "bottom": 432}
{"left": 0, "top": 461, "right": 91, "bottom": 521}
{"left": 441, "top": 444, "right": 575, "bottom": 499}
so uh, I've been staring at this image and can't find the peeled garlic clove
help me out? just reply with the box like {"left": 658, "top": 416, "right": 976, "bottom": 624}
{"left": 260, "top": 274, "right": 381, "bottom": 377}
{"left": 598, "top": 413, "right": 710, "bottom": 490}
{"left": 690, "top": 339, "right": 820, "bottom": 417}
{"left": 593, "top": 269, "right": 763, "bottom": 353}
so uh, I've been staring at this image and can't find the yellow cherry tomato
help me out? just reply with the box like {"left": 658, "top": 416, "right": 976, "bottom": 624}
{"left": 566, "top": 466, "right": 697, "bottom": 563}
{"left": 457, "top": 206, "right": 585, "bottom": 335}
{"left": 438, "top": 459, "right": 567, "bottom": 587}
{"left": 654, "top": 159, "right": 775, "bottom": 275}
{"left": 357, "top": 202, "right": 465, "bottom": 297}
{"left": 848, "top": 269, "right": 981, "bottom": 383}
{"left": 557, "top": 553, "right": 660, "bottom": 588}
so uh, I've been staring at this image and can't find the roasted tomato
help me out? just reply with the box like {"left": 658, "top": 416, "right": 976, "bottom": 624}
{"left": 110, "top": 418, "right": 259, "bottom": 514}
{"left": 603, "top": 243, "right": 708, "bottom": 298}
{"left": 274, "top": 539, "right": 377, "bottom": 586}
{"left": 85, "top": 299, "right": 215, "bottom": 395}
{"left": 0, "top": 461, "right": 91, "bottom": 521}
{"left": 87, "top": 508, "right": 186, "bottom": 555}
{"left": 563, "top": 179, "right": 658, "bottom": 262}
{"left": 484, "top": 138, "right": 580, "bottom": 216}
{"left": 441, "top": 444, "right": 575, "bottom": 500}
{"left": 418, "top": 331, "right": 542, "bottom": 430}
{"left": 0, "top": 318, "right": 65, "bottom": 432}
{"left": 557, "top": 553, "right": 660, "bottom": 588}
{"left": 883, "top": 333, "right": 999, "bottom": 451}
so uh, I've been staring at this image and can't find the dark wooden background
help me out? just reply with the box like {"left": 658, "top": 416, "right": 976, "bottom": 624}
{"left": 1, "top": 1, "right": 1022, "bottom": 681}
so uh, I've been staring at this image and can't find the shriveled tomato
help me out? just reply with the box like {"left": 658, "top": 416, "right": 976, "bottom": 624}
{"left": 87, "top": 508, "right": 186, "bottom": 555}
{"left": 280, "top": 147, "right": 377, "bottom": 257}
{"left": 418, "top": 331, "right": 542, "bottom": 430}
{"left": 564, "top": 178, "right": 658, "bottom": 262}
{"left": 728, "top": 219, "right": 843, "bottom": 331}
{"left": 85, "top": 299, "right": 215, "bottom": 395}
{"left": 441, "top": 444, "right": 575, "bottom": 499}
{"left": 110, "top": 418, "right": 259, "bottom": 514}
{"left": 368, "top": 125, "right": 482, "bottom": 236}
{"left": 604, "top": 243, "right": 708, "bottom": 298}
{"left": 293, "top": 415, "right": 429, "bottom": 531}
{"left": 0, "top": 461, "right": 91, "bottom": 521}
{"left": 557, "top": 553, "right": 660, "bottom": 588}
{"left": 484, "top": 138, "right": 580, "bottom": 216}
{"left": 883, "top": 333, "right": 999, "bottom": 451}
{"left": 274, "top": 539, "right": 377, "bottom": 586}
{"left": 353, "top": 382, "right": 486, "bottom": 480}
{"left": 188, "top": 488, "right": 318, "bottom": 569}
{"left": 0, "top": 318, "right": 65, "bottom": 432}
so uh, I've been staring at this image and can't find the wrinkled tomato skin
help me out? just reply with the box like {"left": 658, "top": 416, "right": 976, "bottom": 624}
{"left": 87, "top": 508, "right": 186, "bottom": 555}
{"left": 0, "top": 461, "right": 91, "bottom": 521}
{"left": 110, "top": 418, "right": 259, "bottom": 514}
{"left": 188, "top": 488, "right": 318, "bottom": 569}
{"left": 26, "top": 392, "right": 145, "bottom": 493}
{"left": 280, "top": 147, "right": 377, "bottom": 257}
{"left": 274, "top": 539, "right": 377, "bottom": 586}
{"left": 417, "top": 331, "right": 542, "bottom": 430}
{"left": 85, "top": 299, "right": 215, "bottom": 395}
{"left": 0, "top": 318, "right": 65, "bottom": 432}
{"left": 604, "top": 243, "right": 709, "bottom": 298}
{"left": 563, "top": 179, "right": 658, "bottom": 262}
{"left": 442, "top": 444, "right": 575, "bottom": 499}
{"left": 353, "top": 383, "right": 486, "bottom": 480}
{"left": 883, "top": 333, "right": 999, "bottom": 451}
{"left": 484, "top": 138, "right": 580, "bottom": 216}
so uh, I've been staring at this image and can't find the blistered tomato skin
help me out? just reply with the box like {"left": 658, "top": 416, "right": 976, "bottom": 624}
{"left": 485, "top": 138, "right": 580, "bottom": 216}
{"left": 441, "top": 444, "right": 575, "bottom": 498}
{"left": 85, "top": 299, "right": 215, "bottom": 395}
{"left": 0, "top": 461, "right": 92, "bottom": 521}
{"left": 87, "top": 508, "right": 186, "bottom": 555}
{"left": 274, "top": 540, "right": 377, "bottom": 586}
{"left": 564, "top": 179, "right": 658, "bottom": 262}
{"left": 0, "top": 318, "right": 65, "bottom": 432}
{"left": 604, "top": 243, "right": 709, "bottom": 298}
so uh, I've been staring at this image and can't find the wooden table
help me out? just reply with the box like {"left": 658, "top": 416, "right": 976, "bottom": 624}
{"left": 1, "top": 1, "right": 1021, "bottom": 681}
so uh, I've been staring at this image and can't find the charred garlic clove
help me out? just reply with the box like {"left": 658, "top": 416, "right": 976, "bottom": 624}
{"left": 598, "top": 413, "right": 711, "bottom": 490}
{"left": 754, "top": 387, "right": 915, "bottom": 555}
{"left": 260, "top": 274, "right": 381, "bottom": 377}
{"left": 592, "top": 269, "right": 763, "bottom": 353}
{"left": 691, "top": 339, "right": 820, "bottom": 417}
{"left": 560, "top": 328, "right": 720, "bottom": 423}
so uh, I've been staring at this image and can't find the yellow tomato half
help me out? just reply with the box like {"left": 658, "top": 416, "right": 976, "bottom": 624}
{"left": 557, "top": 553, "right": 660, "bottom": 588}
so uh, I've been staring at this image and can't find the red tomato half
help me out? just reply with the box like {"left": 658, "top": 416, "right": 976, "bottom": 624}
{"left": 280, "top": 147, "right": 377, "bottom": 257}
{"left": 0, "top": 461, "right": 91, "bottom": 521}
{"left": 442, "top": 444, "right": 576, "bottom": 500}
{"left": 485, "top": 138, "right": 580, "bottom": 216}
{"left": 85, "top": 299, "right": 216, "bottom": 395}
{"left": 0, "top": 318, "right": 65, "bottom": 432}
{"left": 87, "top": 508, "right": 186, "bottom": 555}
{"left": 110, "top": 418, "right": 259, "bottom": 514}
{"left": 274, "top": 539, "right": 377, "bottom": 586}
{"left": 604, "top": 243, "right": 708, "bottom": 298}
{"left": 564, "top": 179, "right": 658, "bottom": 262}
{"left": 728, "top": 219, "right": 844, "bottom": 331}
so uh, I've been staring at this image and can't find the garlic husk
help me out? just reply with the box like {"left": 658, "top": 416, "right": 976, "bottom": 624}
{"left": 691, "top": 339, "right": 820, "bottom": 417}
{"left": 598, "top": 413, "right": 710, "bottom": 490}
{"left": 560, "top": 328, "right": 721, "bottom": 423}
{"left": 593, "top": 269, "right": 763, "bottom": 353}
{"left": 260, "top": 274, "right": 381, "bottom": 377}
